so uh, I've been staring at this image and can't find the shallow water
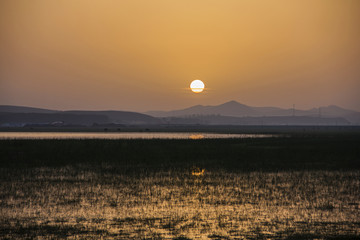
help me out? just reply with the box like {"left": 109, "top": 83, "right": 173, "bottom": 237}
{"left": 1, "top": 168, "right": 359, "bottom": 239}
{"left": 0, "top": 132, "right": 276, "bottom": 140}
{"left": 0, "top": 135, "right": 359, "bottom": 239}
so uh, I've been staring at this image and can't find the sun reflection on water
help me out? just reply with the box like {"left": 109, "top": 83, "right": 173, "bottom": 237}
{"left": 191, "top": 167, "right": 205, "bottom": 176}
{"left": 189, "top": 134, "right": 204, "bottom": 140}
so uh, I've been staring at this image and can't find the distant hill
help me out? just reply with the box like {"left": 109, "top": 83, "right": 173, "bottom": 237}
{"left": 1, "top": 102, "right": 358, "bottom": 127}
{"left": 147, "top": 101, "right": 257, "bottom": 117}
{"left": 0, "top": 106, "right": 161, "bottom": 126}
{"left": 161, "top": 115, "right": 349, "bottom": 126}
{"left": 0, "top": 112, "right": 109, "bottom": 126}
{"left": 0, "top": 105, "right": 57, "bottom": 114}
{"left": 66, "top": 111, "right": 161, "bottom": 125}
{"left": 147, "top": 101, "right": 360, "bottom": 124}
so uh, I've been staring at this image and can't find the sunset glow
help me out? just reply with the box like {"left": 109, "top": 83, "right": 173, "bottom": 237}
{"left": 1, "top": 0, "right": 359, "bottom": 111}
{"left": 1, "top": 1, "right": 359, "bottom": 239}
{"left": 190, "top": 80, "right": 205, "bottom": 93}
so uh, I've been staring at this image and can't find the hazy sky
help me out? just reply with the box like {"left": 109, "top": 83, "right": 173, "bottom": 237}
{"left": 1, "top": 0, "right": 359, "bottom": 112}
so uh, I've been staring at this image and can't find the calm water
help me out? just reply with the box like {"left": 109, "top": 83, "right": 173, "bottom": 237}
{"left": 0, "top": 132, "right": 275, "bottom": 140}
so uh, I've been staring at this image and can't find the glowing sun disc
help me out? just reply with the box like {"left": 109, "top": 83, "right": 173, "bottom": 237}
{"left": 190, "top": 80, "right": 205, "bottom": 93}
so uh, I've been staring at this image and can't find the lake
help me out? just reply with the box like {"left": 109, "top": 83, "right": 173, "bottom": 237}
{"left": 0, "top": 132, "right": 276, "bottom": 140}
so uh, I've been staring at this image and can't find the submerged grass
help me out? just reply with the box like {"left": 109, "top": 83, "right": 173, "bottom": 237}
{"left": 0, "top": 134, "right": 359, "bottom": 239}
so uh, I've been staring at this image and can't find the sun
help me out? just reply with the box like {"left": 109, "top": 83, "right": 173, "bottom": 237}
{"left": 190, "top": 80, "right": 205, "bottom": 93}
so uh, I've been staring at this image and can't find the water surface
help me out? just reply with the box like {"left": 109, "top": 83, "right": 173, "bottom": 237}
{"left": 0, "top": 132, "right": 275, "bottom": 140}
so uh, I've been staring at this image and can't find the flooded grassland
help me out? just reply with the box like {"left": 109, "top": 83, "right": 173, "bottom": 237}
{"left": 0, "top": 135, "right": 359, "bottom": 239}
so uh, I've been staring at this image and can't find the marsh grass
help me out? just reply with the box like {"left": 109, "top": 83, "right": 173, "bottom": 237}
{"left": 0, "top": 135, "right": 359, "bottom": 239}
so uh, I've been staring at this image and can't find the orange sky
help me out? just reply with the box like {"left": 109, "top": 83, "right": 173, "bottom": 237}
{"left": 1, "top": 0, "right": 359, "bottom": 111}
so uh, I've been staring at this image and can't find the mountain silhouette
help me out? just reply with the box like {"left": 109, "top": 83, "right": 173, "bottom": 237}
{"left": 147, "top": 101, "right": 258, "bottom": 117}
{"left": 0, "top": 106, "right": 161, "bottom": 126}
{"left": 66, "top": 111, "right": 161, "bottom": 124}
{"left": 0, "top": 105, "right": 58, "bottom": 114}
{"left": 1, "top": 101, "right": 359, "bottom": 126}
{"left": 146, "top": 100, "right": 360, "bottom": 124}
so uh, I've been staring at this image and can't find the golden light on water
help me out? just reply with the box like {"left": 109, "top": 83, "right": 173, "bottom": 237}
{"left": 1, "top": 157, "right": 359, "bottom": 238}
{"left": 189, "top": 134, "right": 204, "bottom": 140}
{"left": 190, "top": 80, "right": 205, "bottom": 93}
{"left": 192, "top": 167, "right": 205, "bottom": 176}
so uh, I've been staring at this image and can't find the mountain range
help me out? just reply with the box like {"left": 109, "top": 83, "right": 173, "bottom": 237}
{"left": 0, "top": 107, "right": 161, "bottom": 127}
{"left": 0, "top": 101, "right": 359, "bottom": 126}
{"left": 146, "top": 101, "right": 360, "bottom": 124}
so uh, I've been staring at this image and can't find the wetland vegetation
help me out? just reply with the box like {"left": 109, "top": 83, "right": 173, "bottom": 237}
{"left": 0, "top": 133, "right": 359, "bottom": 239}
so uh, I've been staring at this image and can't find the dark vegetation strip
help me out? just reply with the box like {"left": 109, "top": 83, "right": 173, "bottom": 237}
{"left": 0, "top": 134, "right": 359, "bottom": 171}
{"left": 2, "top": 125, "right": 360, "bottom": 133}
